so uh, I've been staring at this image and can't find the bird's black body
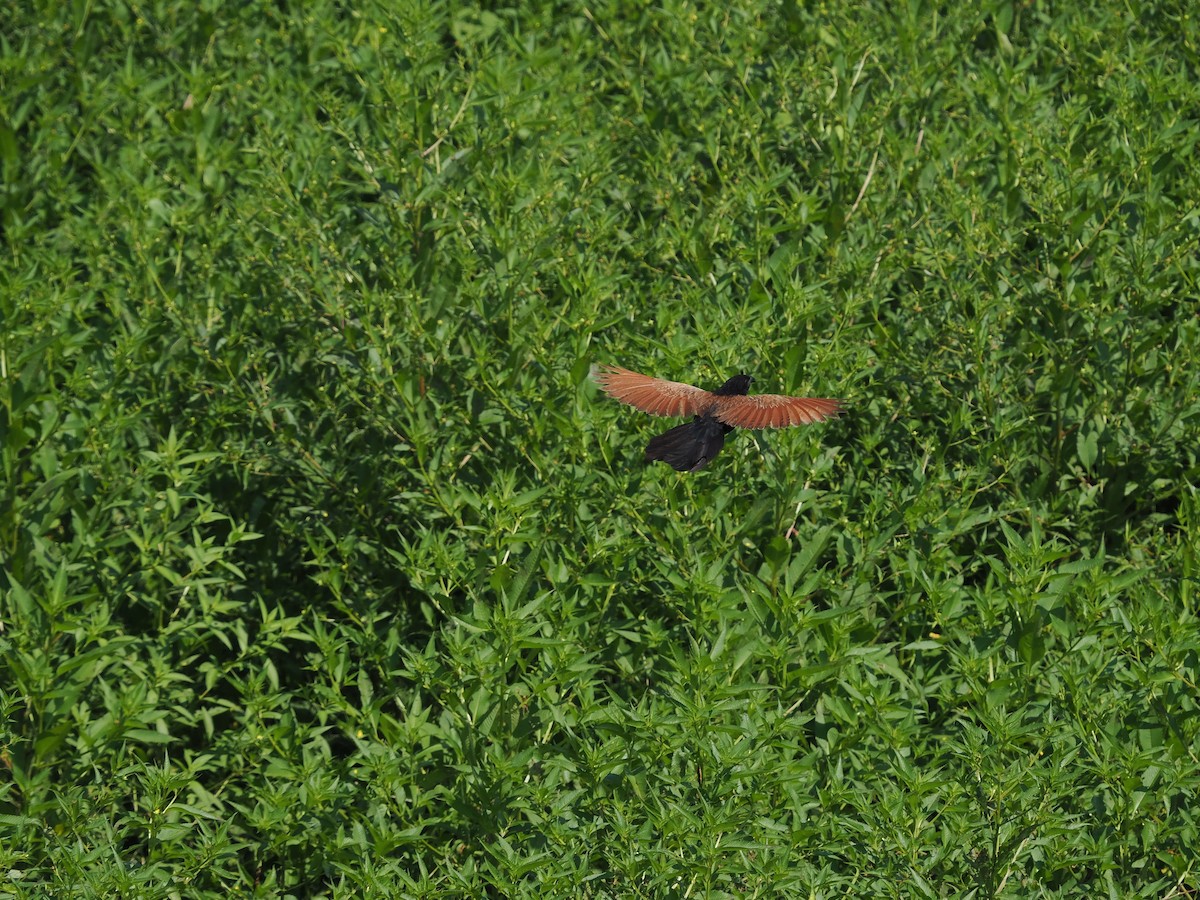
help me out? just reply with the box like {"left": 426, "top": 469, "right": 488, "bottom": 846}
{"left": 644, "top": 375, "right": 752, "bottom": 471}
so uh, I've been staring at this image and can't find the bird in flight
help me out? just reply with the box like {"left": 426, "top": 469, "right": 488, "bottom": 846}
{"left": 594, "top": 364, "right": 842, "bottom": 471}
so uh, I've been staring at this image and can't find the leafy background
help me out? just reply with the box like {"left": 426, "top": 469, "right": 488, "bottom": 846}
{"left": 2, "top": 0, "right": 1198, "bottom": 896}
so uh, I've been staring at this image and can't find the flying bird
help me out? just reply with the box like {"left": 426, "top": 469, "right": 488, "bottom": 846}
{"left": 594, "top": 363, "right": 842, "bottom": 471}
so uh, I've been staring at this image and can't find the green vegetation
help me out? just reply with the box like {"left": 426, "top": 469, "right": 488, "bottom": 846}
{"left": 3, "top": 0, "right": 1198, "bottom": 895}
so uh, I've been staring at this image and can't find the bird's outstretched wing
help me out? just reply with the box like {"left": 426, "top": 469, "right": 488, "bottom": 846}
{"left": 592, "top": 364, "right": 715, "bottom": 418}
{"left": 713, "top": 394, "right": 842, "bottom": 429}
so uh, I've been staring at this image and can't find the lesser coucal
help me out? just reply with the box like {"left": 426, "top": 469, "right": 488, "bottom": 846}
{"left": 594, "top": 364, "right": 842, "bottom": 471}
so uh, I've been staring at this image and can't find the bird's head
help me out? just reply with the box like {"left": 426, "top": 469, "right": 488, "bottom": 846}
{"left": 714, "top": 373, "right": 753, "bottom": 396}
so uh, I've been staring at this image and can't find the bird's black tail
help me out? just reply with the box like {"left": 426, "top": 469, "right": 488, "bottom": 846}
{"left": 645, "top": 417, "right": 730, "bottom": 471}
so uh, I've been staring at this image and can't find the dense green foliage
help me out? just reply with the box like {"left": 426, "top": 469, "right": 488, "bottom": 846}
{"left": 3, "top": 0, "right": 1199, "bottom": 895}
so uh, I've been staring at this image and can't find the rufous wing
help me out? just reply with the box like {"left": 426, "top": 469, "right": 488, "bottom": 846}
{"left": 714, "top": 394, "right": 842, "bottom": 429}
{"left": 592, "top": 365, "right": 714, "bottom": 418}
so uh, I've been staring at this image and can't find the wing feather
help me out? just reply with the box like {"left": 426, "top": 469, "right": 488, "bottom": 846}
{"left": 714, "top": 394, "right": 842, "bottom": 429}
{"left": 593, "top": 364, "right": 714, "bottom": 418}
